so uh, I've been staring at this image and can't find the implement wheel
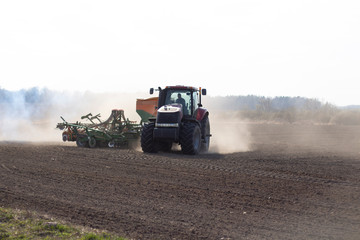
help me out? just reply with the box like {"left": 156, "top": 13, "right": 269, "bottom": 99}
{"left": 88, "top": 137, "right": 97, "bottom": 148}
{"left": 76, "top": 134, "right": 88, "bottom": 147}
{"left": 62, "top": 133, "right": 68, "bottom": 142}
{"left": 108, "top": 141, "right": 115, "bottom": 148}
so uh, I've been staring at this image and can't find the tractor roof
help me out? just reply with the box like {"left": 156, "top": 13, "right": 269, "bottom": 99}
{"left": 165, "top": 85, "right": 198, "bottom": 91}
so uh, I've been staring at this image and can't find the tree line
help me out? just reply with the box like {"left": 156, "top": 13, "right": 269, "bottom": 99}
{"left": 205, "top": 95, "right": 360, "bottom": 125}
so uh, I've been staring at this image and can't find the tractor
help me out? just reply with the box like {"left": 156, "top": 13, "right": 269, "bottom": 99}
{"left": 140, "top": 86, "right": 211, "bottom": 154}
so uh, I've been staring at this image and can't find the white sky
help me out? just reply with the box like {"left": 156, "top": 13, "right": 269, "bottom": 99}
{"left": 0, "top": 0, "right": 359, "bottom": 106}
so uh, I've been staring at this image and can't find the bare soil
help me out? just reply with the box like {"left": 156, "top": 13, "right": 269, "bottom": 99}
{"left": 1, "top": 123, "right": 360, "bottom": 239}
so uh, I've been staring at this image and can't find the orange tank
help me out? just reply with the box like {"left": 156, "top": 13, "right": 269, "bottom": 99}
{"left": 136, "top": 97, "right": 158, "bottom": 123}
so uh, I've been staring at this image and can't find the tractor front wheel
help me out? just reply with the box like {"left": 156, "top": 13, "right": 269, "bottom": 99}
{"left": 141, "top": 122, "right": 159, "bottom": 153}
{"left": 180, "top": 123, "right": 201, "bottom": 155}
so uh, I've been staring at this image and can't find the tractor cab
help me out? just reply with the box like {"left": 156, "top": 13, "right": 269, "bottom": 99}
{"left": 151, "top": 86, "right": 207, "bottom": 118}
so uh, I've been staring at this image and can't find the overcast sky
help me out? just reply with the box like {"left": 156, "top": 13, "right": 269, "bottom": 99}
{"left": 0, "top": 0, "right": 359, "bottom": 106}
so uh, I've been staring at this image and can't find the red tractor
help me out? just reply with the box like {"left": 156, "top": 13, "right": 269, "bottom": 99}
{"left": 141, "top": 86, "right": 211, "bottom": 154}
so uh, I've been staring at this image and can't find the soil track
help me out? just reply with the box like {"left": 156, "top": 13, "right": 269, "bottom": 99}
{"left": 1, "top": 123, "right": 360, "bottom": 239}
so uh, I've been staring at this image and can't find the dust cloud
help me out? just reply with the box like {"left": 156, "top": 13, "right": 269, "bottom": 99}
{"left": 0, "top": 88, "right": 147, "bottom": 142}
{"left": 208, "top": 112, "right": 252, "bottom": 154}
{"left": 0, "top": 88, "right": 253, "bottom": 154}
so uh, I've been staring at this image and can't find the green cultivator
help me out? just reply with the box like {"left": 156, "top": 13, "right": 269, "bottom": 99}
{"left": 56, "top": 109, "right": 142, "bottom": 148}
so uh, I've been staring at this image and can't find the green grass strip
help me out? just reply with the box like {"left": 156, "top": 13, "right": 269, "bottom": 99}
{"left": 0, "top": 207, "right": 126, "bottom": 240}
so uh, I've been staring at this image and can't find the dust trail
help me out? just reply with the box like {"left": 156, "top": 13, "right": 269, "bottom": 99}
{"left": 0, "top": 87, "right": 253, "bottom": 153}
{"left": 208, "top": 111, "right": 252, "bottom": 154}
{"left": 0, "top": 88, "right": 147, "bottom": 142}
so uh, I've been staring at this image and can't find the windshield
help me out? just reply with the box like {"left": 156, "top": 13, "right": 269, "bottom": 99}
{"left": 164, "top": 90, "right": 192, "bottom": 115}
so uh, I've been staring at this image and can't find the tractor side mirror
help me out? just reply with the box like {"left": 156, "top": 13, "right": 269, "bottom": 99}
{"left": 202, "top": 89, "right": 207, "bottom": 95}
{"left": 150, "top": 88, "right": 154, "bottom": 94}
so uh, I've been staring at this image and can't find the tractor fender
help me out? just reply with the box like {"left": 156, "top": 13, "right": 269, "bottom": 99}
{"left": 195, "top": 107, "right": 208, "bottom": 121}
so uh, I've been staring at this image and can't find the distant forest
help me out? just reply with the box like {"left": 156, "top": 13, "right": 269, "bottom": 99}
{"left": 206, "top": 95, "right": 326, "bottom": 111}
{"left": 1, "top": 88, "right": 360, "bottom": 125}
{"left": 205, "top": 95, "right": 360, "bottom": 125}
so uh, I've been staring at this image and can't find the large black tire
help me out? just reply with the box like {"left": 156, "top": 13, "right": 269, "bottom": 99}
{"left": 201, "top": 116, "right": 210, "bottom": 152}
{"left": 141, "top": 122, "right": 159, "bottom": 153}
{"left": 180, "top": 123, "right": 201, "bottom": 155}
{"left": 76, "top": 134, "right": 89, "bottom": 148}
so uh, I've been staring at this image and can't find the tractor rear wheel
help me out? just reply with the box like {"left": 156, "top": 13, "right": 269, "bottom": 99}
{"left": 141, "top": 122, "right": 159, "bottom": 153}
{"left": 180, "top": 123, "right": 201, "bottom": 155}
{"left": 201, "top": 116, "right": 210, "bottom": 152}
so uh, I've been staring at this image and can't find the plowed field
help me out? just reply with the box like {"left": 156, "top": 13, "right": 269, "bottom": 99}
{"left": 1, "top": 123, "right": 360, "bottom": 239}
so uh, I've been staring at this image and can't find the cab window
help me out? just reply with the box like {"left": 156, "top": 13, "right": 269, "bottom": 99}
{"left": 164, "top": 90, "right": 191, "bottom": 115}
{"left": 192, "top": 91, "right": 199, "bottom": 113}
